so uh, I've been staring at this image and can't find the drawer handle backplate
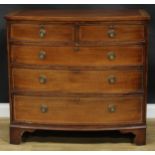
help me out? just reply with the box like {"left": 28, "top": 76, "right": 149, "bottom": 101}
{"left": 39, "top": 75, "right": 47, "bottom": 84}
{"left": 39, "top": 27, "right": 46, "bottom": 38}
{"left": 40, "top": 104, "right": 48, "bottom": 113}
{"left": 108, "top": 104, "right": 116, "bottom": 113}
{"left": 107, "top": 51, "right": 116, "bottom": 61}
{"left": 108, "top": 76, "right": 116, "bottom": 84}
{"left": 38, "top": 51, "right": 46, "bottom": 60}
{"left": 107, "top": 29, "right": 116, "bottom": 38}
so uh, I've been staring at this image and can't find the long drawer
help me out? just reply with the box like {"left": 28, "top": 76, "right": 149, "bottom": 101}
{"left": 13, "top": 95, "right": 143, "bottom": 125}
{"left": 11, "top": 45, "right": 144, "bottom": 67}
{"left": 12, "top": 68, "right": 143, "bottom": 93}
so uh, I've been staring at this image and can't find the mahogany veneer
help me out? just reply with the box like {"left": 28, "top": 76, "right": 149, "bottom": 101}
{"left": 5, "top": 9, "right": 150, "bottom": 145}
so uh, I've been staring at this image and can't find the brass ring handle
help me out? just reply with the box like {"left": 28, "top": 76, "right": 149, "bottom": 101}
{"left": 108, "top": 104, "right": 116, "bottom": 113}
{"left": 38, "top": 51, "right": 46, "bottom": 60}
{"left": 107, "top": 29, "right": 116, "bottom": 38}
{"left": 107, "top": 51, "right": 116, "bottom": 61}
{"left": 108, "top": 76, "right": 116, "bottom": 84}
{"left": 40, "top": 104, "right": 48, "bottom": 113}
{"left": 39, "top": 75, "right": 47, "bottom": 84}
{"left": 39, "top": 27, "right": 46, "bottom": 38}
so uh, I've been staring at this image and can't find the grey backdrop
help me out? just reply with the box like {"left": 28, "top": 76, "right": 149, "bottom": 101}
{"left": 0, "top": 4, "right": 154, "bottom": 103}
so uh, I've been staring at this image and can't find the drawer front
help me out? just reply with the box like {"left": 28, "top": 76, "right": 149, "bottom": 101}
{"left": 10, "top": 24, "right": 74, "bottom": 42}
{"left": 11, "top": 45, "right": 144, "bottom": 67}
{"left": 80, "top": 25, "right": 144, "bottom": 42}
{"left": 12, "top": 69, "right": 143, "bottom": 93}
{"left": 13, "top": 95, "right": 143, "bottom": 124}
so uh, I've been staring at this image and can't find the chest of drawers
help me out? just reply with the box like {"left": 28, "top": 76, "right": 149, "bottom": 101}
{"left": 5, "top": 9, "right": 150, "bottom": 145}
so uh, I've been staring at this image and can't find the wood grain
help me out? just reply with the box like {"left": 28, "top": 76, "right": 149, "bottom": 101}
{"left": 11, "top": 45, "right": 144, "bottom": 67}
{"left": 79, "top": 24, "right": 144, "bottom": 42}
{"left": 6, "top": 9, "right": 150, "bottom": 145}
{"left": 5, "top": 9, "right": 150, "bottom": 21}
{"left": 12, "top": 68, "right": 143, "bottom": 93}
{"left": 11, "top": 23, "right": 74, "bottom": 42}
{"left": 13, "top": 95, "right": 143, "bottom": 125}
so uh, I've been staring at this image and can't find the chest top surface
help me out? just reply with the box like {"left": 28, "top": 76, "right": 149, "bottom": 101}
{"left": 5, "top": 9, "right": 150, "bottom": 22}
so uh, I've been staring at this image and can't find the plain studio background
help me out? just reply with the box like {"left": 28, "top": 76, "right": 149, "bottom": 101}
{"left": 0, "top": 4, "right": 154, "bottom": 104}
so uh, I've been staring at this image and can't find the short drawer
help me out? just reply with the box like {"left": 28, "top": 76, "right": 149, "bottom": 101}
{"left": 11, "top": 45, "right": 144, "bottom": 67}
{"left": 79, "top": 24, "right": 144, "bottom": 42}
{"left": 10, "top": 24, "right": 74, "bottom": 42}
{"left": 12, "top": 68, "right": 143, "bottom": 93}
{"left": 13, "top": 95, "right": 143, "bottom": 125}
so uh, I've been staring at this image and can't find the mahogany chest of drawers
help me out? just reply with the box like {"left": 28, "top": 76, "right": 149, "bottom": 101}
{"left": 5, "top": 9, "right": 150, "bottom": 145}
